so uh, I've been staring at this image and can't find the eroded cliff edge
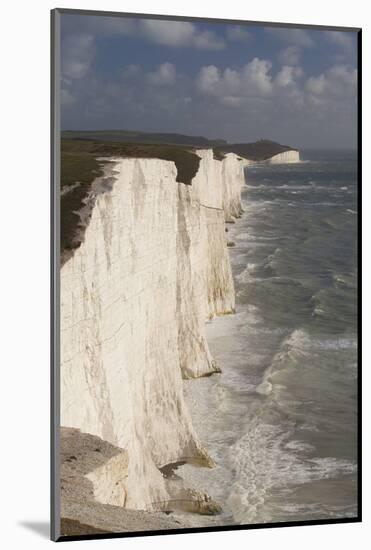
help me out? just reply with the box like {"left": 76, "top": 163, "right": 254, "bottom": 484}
{"left": 60, "top": 148, "right": 245, "bottom": 517}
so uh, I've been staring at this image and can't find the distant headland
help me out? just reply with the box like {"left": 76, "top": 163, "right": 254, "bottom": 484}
{"left": 61, "top": 129, "right": 298, "bottom": 162}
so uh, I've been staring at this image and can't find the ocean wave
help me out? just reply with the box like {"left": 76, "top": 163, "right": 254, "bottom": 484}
{"left": 235, "top": 232, "right": 251, "bottom": 241}
{"left": 266, "top": 247, "right": 282, "bottom": 262}
{"left": 236, "top": 263, "right": 259, "bottom": 284}
{"left": 250, "top": 184, "right": 314, "bottom": 191}
{"left": 226, "top": 421, "right": 356, "bottom": 524}
{"left": 310, "top": 287, "right": 356, "bottom": 324}
{"left": 255, "top": 327, "right": 357, "bottom": 398}
{"left": 311, "top": 289, "right": 330, "bottom": 318}
{"left": 333, "top": 273, "right": 356, "bottom": 290}
{"left": 236, "top": 250, "right": 283, "bottom": 283}
{"left": 248, "top": 182, "right": 349, "bottom": 193}
{"left": 256, "top": 329, "right": 310, "bottom": 396}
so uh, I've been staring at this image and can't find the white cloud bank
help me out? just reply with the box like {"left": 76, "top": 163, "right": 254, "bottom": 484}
{"left": 306, "top": 64, "right": 357, "bottom": 99}
{"left": 147, "top": 63, "right": 176, "bottom": 86}
{"left": 63, "top": 16, "right": 226, "bottom": 51}
{"left": 139, "top": 19, "right": 225, "bottom": 50}
{"left": 196, "top": 58, "right": 304, "bottom": 104}
{"left": 196, "top": 56, "right": 356, "bottom": 106}
{"left": 324, "top": 31, "right": 355, "bottom": 52}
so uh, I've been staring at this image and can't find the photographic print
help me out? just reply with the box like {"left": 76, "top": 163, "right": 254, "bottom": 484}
{"left": 51, "top": 9, "right": 361, "bottom": 541}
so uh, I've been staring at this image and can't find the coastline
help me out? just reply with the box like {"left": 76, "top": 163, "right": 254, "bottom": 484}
{"left": 175, "top": 199, "right": 248, "bottom": 529}
{"left": 59, "top": 147, "right": 357, "bottom": 531}
{"left": 59, "top": 148, "right": 245, "bottom": 534}
{"left": 177, "top": 153, "right": 358, "bottom": 525}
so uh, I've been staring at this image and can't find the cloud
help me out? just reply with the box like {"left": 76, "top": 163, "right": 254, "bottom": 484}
{"left": 305, "top": 64, "right": 357, "bottom": 98}
{"left": 244, "top": 58, "right": 274, "bottom": 95}
{"left": 194, "top": 30, "right": 226, "bottom": 50}
{"left": 197, "top": 58, "right": 281, "bottom": 102}
{"left": 61, "top": 87, "right": 75, "bottom": 105}
{"left": 62, "top": 15, "right": 226, "bottom": 50}
{"left": 147, "top": 63, "right": 176, "bottom": 86}
{"left": 61, "top": 34, "right": 95, "bottom": 79}
{"left": 275, "top": 66, "right": 303, "bottom": 88}
{"left": 196, "top": 66, "right": 220, "bottom": 94}
{"left": 226, "top": 26, "right": 253, "bottom": 42}
{"left": 324, "top": 31, "right": 355, "bottom": 52}
{"left": 305, "top": 74, "right": 326, "bottom": 95}
{"left": 140, "top": 20, "right": 193, "bottom": 47}
{"left": 194, "top": 56, "right": 356, "bottom": 139}
{"left": 278, "top": 46, "right": 301, "bottom": 65}
{"left": 60, "top": 15, "right": 358, "bottom": 148}
{"left": 62, "top": 14, "right": 136, "bottom": 37}
{"left": 266, "top": 27, "right": 314, "bottom": 48}
{"left": 139, "top": 19, "right": 225, "bottom": 50}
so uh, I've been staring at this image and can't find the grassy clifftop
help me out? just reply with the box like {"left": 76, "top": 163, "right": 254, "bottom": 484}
{"left": 61, "top": 138, "right": 201, "bottom": 188}
{"left": 60, "top": 139, "right": 202, "bottom": 259}
{"left": 59, "top": 135, "right": 297, "bottom": 259}
{"left": 61, "top": 129, "right": 227, "bottom": 147}
{"left": 214, "top": 139, "right": 298, "bottom": 161}
{"left": 62, "top": 131, "right": 297, "bottom": 162}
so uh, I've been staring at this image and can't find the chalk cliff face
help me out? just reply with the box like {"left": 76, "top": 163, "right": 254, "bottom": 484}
{"left": 240, "top": 150, "right": 299, "bottom": 168}
{"left": 60, "top": 149, "right": 245, "bottom": 513}
{"left": 266, "top": 150, "right": 300, "bottom": 163}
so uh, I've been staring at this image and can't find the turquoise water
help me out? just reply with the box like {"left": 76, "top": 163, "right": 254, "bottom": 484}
{"left": 180, "top": 150, "right": 358, "bottom": 525}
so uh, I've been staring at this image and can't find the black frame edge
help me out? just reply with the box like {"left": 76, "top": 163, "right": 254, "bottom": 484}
{"left": 356, "top": 28, "right": 362, "bottom": 523}
{"left": 54, "top": 7, "right": 360, "bottom": 32}
{"left": 51, "top": 7, "right": 61, "bottom": 543}
{"left": 57, "top": 517, "right": 361, "bottom": 543}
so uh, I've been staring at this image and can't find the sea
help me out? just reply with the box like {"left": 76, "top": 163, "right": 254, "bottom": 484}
{"left": 178, "top": 149, "right": 358, "bottom": 526}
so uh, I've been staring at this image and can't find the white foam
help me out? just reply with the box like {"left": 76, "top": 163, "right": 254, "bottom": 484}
{"left": 235, "top": 232, "right": 251, "bottom": 241}
{"left": 226, "top": 422, "right": 356, "bottom": 524}
{"left": 256, "top": 329, "right": 311, "bottom": 396}
{"left": 236, "top": 263, "right": 259, "bottom": 283}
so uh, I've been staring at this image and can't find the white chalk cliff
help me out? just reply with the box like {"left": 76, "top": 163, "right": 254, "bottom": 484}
{"left": 265, "top": 150, "right": 300, "bottom": 163}
{"left": 240, "top": 149, "right": 300, "bottom": 168}
{"left": 60, "top": 149, "right": 245, "bottom": 513}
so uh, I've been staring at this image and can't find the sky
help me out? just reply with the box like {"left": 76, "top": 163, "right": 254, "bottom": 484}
{"left": 60, "top": 13, "right": 358, "bottom": 149}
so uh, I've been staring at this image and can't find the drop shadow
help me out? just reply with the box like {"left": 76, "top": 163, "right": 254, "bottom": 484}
{"left": 18, "top": 521, "right": 50, "bottom": 539}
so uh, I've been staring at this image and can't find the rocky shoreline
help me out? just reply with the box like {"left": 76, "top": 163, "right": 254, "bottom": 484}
{"left": 60, "top": 428, "right": 185, "bottom": 535}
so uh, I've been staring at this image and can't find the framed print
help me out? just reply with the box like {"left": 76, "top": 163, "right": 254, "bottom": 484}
{"left": 51, "top": 8, "right": 361, "bottom": 542}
